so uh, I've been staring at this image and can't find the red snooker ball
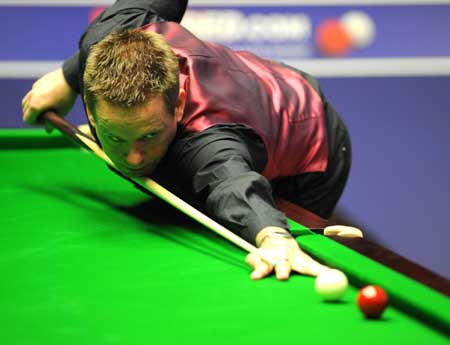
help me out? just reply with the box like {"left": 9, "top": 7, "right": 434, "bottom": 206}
{"left": 357, "top": 285, "right": 389, "bottom": 319}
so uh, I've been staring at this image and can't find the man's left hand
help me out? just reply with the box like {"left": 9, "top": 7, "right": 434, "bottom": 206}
{"left": 245, "top": 227, "right": 329, "bottom": 280}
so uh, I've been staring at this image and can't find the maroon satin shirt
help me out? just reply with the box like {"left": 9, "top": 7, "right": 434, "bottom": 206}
{"left": 143, "top": 22, "right": 328, "bottom": 180}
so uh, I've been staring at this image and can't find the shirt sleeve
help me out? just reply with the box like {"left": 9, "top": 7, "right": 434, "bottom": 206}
{"left": 165, "top": 125, "right": 290, "bottom": 245}
{"left": 62, "top": 0, "right": 188, "bottom": 93}
{"left": 62, "top": 52, "right": 80, "bottom": 93}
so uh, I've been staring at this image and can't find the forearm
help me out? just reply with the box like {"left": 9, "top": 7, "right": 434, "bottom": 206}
{"left": 166, "top": 124, "right": 290, "bottom": 245}
{"left": 204, "top": 171, "right": 290, "bottom": 245}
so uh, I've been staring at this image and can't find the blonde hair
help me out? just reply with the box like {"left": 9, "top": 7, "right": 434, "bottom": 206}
{"left": 84, "top": 30, "right": 179, "bottom": 113}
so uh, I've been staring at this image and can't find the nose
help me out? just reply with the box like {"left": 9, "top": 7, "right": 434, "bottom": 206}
{"left": 126, "top": 141, "right": 145, "bottom": 166}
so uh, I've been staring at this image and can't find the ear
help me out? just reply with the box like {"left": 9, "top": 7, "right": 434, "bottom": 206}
{"left": 83, "top": 96, "right": 96, "bottom": 129}
{"left": 174, "top": 88, "right": 186, "bottom": 123}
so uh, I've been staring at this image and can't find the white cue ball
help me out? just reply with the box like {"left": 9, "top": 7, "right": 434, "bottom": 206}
{"left": 341, "top": 11, "right": 376, "bottom": 49}
{"left": 315, "top": 269, "right": 348, "bottom": 301}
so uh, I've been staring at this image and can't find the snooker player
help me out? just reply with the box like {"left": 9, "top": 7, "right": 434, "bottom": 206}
{"left": 22, "top": 0, "right": 351, "bottom": 281}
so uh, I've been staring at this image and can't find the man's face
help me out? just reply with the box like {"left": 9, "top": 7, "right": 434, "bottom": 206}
{"left": 87, "top": 91, "right": 185, "bottom": 177}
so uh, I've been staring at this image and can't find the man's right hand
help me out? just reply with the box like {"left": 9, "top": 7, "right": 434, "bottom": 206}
{"left": 22, "top": 68, "right": 77, "bottom": 125}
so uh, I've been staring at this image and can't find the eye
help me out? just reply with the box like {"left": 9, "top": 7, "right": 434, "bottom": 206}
{"left": 108, "top": 135, "right": 124, "bottom": 143}
{"left": 141, "top": 132, "right": 158, "bottom": 141}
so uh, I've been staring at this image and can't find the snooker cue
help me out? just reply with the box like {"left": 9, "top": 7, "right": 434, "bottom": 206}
{"left": 41, "top": 111, "right": 259, "bottom": 255}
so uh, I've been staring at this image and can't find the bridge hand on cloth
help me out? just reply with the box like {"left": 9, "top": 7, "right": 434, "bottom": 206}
{"left": 246, "top": 226, "right": 329, "bottom": 281}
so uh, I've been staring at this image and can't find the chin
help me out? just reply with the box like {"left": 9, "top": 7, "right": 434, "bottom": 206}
{"left": 125, "top": 171, "right": 143, "bottom": 178}
{"left": 124, "top": 167, "right": 155, "bottom": 178}
{"left": 115, "top": 161, "right": 158, "bottom": 177}
{"left": 123, "top": 170, "right": 146, "bottom": 178}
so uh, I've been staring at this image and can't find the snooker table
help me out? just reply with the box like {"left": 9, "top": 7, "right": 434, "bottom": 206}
{"left": 1, "top": 129, "right": 449, "bottom": 345}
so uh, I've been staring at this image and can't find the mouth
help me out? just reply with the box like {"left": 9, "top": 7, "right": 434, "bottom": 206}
{"left": 119, "top": 165, "right": 153, "bottom": 177}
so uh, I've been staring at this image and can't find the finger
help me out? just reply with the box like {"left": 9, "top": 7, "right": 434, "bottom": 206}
{"left": 22, "top": 103, "right": 29, "bottom": 119}
{"left": 22, "top": 94, "right": 31, "bottom": 120}
{"left": 246, "top": 253, "right": 273, "bottom": 280}
{"left": 291, "top": 255, "right": 328, "bottom": 277}
{"left": 24, "top": 95, "right": 47, "bottom": 125}
{"left": 290, "top": 255, "right": 310, "bottom": 275}
{"left": 23, "top": 107, "right": 42, "bottom": 125}
{"left": 305, "top": 261, "right": 328, "bottom": 277}
{"left": 245, "top": 252, "right": 259, "bottom": 268}
{"left": 23, "top": 92, "right": 48, "bottom": 125}
{"left": 251, "top": 260, "right": 273, "bottom": 280}
{"left": 22, "top": 97, "right": 36, "bottom": 124}
{"left": 21, "top": 91, "right": 31, "bottom": 108}
{"left": 274, "top": 259, "right": 291, "bottom": 281}
{"left": 22, "top": 104, "right": 36, "bottom": 124}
